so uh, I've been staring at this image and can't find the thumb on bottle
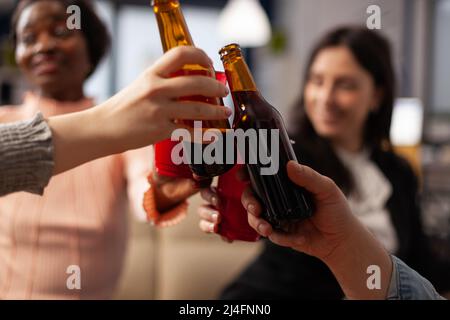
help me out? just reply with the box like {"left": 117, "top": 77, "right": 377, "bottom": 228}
{"left": 286, "top": 161, "right": 334, "bottom": 197}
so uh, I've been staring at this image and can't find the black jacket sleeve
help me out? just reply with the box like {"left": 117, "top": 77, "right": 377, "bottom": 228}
{"left": 382, "top": 152, "right": 450, "bottom": 293}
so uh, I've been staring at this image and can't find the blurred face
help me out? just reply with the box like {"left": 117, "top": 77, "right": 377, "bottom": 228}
{"left": 304, "top": 46, "right": 381, "bottom": 151}
{"left": 15, "top": 1, "right": 91, "bottom": 95}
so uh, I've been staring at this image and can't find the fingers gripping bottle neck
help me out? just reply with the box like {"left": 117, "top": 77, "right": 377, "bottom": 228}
{"left": 152, "top": 0, "right": 233, "bottom": 178}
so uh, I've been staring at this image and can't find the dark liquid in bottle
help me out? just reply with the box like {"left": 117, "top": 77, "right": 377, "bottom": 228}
{"left": 233, "top": 90, "right": 314, "bottom": 229}
{"left": 173, "top": 69, "right": 234, "bottom": 178}
{"left": 186, "top": 140, "right": 235, "bottom": 178}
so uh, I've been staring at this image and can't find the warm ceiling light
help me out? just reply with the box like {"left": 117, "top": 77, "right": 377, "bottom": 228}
{"left": 218, "top": 0, "right": 272, "bottom": 48}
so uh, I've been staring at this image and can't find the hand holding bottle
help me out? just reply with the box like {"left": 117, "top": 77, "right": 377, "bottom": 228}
{"left": 198, "top": 165, "right": 259, "bottom": 242}
{"left": 152, "top": 171, "right": 212, "bottom": 213}
{"left": 49, "top": 46, "right": 230, "bottom": 175}
{"left": 152, "top": 0, "right": 233, "bottom": 179}
{"left": 243, "top": 161, "right": 393, "bottom": 300}
{"left": 198, "top": 188, "right": 234, "bottom": 243}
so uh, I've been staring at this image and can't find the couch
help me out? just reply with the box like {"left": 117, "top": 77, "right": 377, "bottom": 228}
{"left": 114, "top": 192, "right": 263, "bottom": 300}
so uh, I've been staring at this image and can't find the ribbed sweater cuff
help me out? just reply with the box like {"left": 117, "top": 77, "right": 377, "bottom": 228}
{"left": 0, "top": 112, "right": 54, "bottom": 196}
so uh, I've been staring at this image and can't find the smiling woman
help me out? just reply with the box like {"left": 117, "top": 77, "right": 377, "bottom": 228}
{"left": 0, "top": 0, "right": 230, "bottom": 300}
{"left": 10, "top": 0, "right": 110, "bottom": 101}
{"left": 303, "top": 46, "right": 383, "bottom": 153}
{"left": 0, "top": 0, "right": 148, "bottom": 300}
{"left": 198, "top": 26, "right": 450, "bottom": 299}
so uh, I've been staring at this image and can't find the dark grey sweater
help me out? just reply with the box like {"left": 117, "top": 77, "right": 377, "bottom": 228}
{"left": 0, "top": 113, "right": 54, "bottom": 196}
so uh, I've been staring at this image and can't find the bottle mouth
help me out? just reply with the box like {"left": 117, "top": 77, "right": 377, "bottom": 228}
{"left": 152, "top": 0, "right": 176, "bottom": 5}
{"left": 219, "top": 43, "right": 243, "bottom": 61}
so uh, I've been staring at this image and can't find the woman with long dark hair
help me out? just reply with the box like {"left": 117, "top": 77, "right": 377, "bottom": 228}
{"left": 199, "top": 26, "right": 449, "bottom": 298}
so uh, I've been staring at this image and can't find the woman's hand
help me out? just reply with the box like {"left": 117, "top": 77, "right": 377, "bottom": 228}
{"left": 198, "top": 187, "right": 221, "bottom": 233}
{"left": 243, "top": 161, "right": 355, "bottom": 261}
{"left": 243, "top": 161, "right": 393, "bottom": 299}
{"left": 48, "top": 46, "right": 230, "bottom": 175}
{"left": 97, "top": 46, "right": 231, "bottom": 153}
{"left": 197, "top": 187, "right": 233, "bottom": 243}
{"left": 152, "top": 172, "right": 211, "bottom": 212}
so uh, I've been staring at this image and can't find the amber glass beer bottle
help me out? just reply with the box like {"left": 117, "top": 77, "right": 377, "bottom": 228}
{"left": 152, "top": 0, "right": 233, "bottom": 178}
{"left": 219, "top": 44, "right": 314, "bottom": 229}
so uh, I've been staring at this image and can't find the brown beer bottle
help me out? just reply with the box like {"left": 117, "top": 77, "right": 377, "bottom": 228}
{"left": 219, "top": 44, "right": 314, "bottom": 229}
{"left": 152, "top": 0, "right": 233, "bottom": 178}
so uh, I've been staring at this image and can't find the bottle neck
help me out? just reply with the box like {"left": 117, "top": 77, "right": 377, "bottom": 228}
{"left": 153, "top": 0, "right": 194, "bottom": 52}
{"left": 222, "top": 55, "right": 258, "bottom": 93}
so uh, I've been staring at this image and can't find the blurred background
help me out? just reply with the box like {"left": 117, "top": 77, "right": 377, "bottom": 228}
{"left": 0, "top": 0, "right": 449, "bottom": 299}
